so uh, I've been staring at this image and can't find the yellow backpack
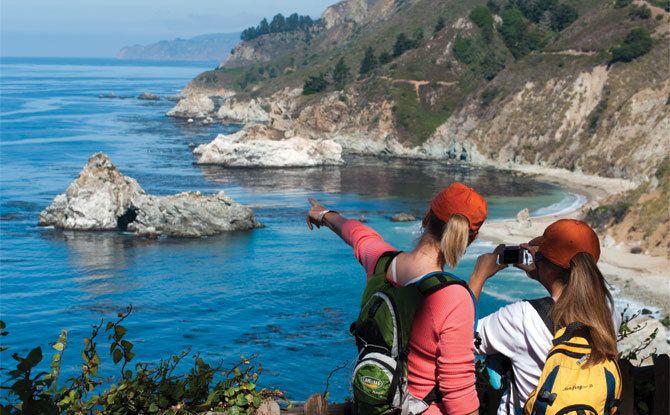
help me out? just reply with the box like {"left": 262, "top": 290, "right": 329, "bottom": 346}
{"left": 524, "top": 322, "right": 622, "bottom": 415}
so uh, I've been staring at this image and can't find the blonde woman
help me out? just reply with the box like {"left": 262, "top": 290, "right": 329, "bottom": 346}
{"left": 307, "top": 182, "right": 488, "bottom": 415}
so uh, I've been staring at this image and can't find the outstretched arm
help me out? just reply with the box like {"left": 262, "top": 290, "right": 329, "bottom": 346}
{"left": 306, "top": 198, "right": 347, "bottom": 237}
{"left": 306, "top": 198, "right": 397, "bottom": 278}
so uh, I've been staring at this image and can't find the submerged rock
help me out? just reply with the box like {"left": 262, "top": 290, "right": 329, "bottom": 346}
{"left": 193, "top": 124, "right": 343, "bottom": 167}
{"left": 391, "top": 213, "right": 416, "bottom": 222}
{"left": 137, "top": 92, "right": 160, "bottom": 101}
{"left": 38, "top": 152, "right": 259, "bottom": 237}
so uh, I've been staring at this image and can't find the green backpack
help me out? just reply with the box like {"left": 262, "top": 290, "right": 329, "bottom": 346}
{"left": 349, "top": 251, "right": 478, "bottom": 415}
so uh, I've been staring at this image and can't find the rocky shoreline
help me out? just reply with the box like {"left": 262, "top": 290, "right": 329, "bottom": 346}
{"left": 39, "top": 152, "right": 260, "bottom": 238}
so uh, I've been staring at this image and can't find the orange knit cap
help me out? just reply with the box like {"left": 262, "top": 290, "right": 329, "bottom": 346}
{"left": 430, "top": 182, "right": 488, "bottom": 232}
{"left": 533, "top": 219, "right": 601, "bottom": 269}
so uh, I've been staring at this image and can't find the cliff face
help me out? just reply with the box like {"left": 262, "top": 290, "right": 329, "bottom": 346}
{"left": 169, "top": 0, "right": 670, "bottom": 252}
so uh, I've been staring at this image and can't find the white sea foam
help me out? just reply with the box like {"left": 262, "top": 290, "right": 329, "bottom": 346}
{"left": 532, "top": 191, "right": 587, "bottom": 217}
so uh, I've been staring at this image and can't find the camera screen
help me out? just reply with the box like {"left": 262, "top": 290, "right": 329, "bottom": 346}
{"left": 501, "top": 246, "right": 521, "bottom": 264}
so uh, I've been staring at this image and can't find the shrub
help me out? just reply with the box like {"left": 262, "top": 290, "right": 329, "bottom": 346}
{"left": 499, "top": 8, "right": 545, "bottom": 59}
{"left": 302, "top": 73, "right": 328, "bottom": 95}
{"left": 453, "top": 35, "right": 506, "bottom": 80}
{"left": 486, "top": 0, "right": 502, "bottom": 13}
{"left": 610, "top": 28, "right": 653, "bottom": 62}
{"left": 378, "top": 51, "right": 393, "bottom": 65}
{"left": 631, "top": 4, "right": 652, "bottom": 19}
{"left": 332, "top": 57, "right": 350, "bottom": 90}
{"left": 360, "top": 46, "right": 378, "bottom": 75}
{"left": 481, "top": 87, "right": 500, "bottom": 107}
{"left": 470, "top": 6, "right": 495, "bottom": 39}
{"left": 434, "top": 16, "right": 446, "bottom": 34}
{"left": 551, "top": 4, "right": 579, "bottom": 31}
{"left": 0, "top": 309, "right": 283, "bottom": 415}
{"left": 392, "top": 31, "right": 422, "bottom": 57}
{"left": 615, "top": 0, "right": 633, "bottom": 8}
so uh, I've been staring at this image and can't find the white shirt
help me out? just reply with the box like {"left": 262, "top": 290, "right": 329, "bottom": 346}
{"left": 475, "top": 300, "right": 621, "bottom": 415}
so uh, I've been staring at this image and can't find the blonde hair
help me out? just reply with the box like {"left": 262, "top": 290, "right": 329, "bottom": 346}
{"left": 550, "top": 253, "right": 618, "bottom": 366}
{"left": 423, "top": 210, "right": 470, "bottom": 269}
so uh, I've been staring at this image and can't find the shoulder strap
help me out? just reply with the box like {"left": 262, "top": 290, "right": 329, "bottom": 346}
{"left": 415, "top": 271, "right": 479, "bottom": 334}
{"left": 373, "top": 250, "right": 402, "bottom": 276}
{"left": 525, "top": 297, "right": 555, "bottom": 335}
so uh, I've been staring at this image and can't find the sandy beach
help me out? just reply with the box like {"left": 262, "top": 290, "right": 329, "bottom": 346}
{"left": 479, "top": 165, "right": 670, "bottom": 315}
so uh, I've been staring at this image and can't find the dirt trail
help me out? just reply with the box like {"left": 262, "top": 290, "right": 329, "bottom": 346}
{"left": 379, "top": 76, "right": 456, "bottom": 102}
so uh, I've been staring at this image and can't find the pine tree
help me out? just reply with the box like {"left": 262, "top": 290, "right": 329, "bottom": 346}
{"left": 332, "top": 58, "right": 350, "bottom": 90}
{"left": 359, "top": 47, "right": 378, "bottom": 75}
{"left": 378, "top": 51, "right": 393, "bottom": 65}
{"left": 434, "top": 16, "right": 446, "bottom": 34}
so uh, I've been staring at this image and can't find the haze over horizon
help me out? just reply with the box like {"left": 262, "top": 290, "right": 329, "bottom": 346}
{"left": 0, "top": 0, "right": 334, "bottom": 58}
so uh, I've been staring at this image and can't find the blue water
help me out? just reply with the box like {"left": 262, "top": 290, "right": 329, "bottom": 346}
{"left": 0, "top": 57, "right": 568, "bottom": 401}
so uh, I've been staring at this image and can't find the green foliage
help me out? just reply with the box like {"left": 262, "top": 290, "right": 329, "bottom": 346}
{"left": 614, "top": 0, "right": 633, "bottom": 8}
{"left": 453, "top": 35, "right": 506, "bottom": 80}
{"left": 551, "top": 4, "right": 579, "bottom": 31}
{"left": 241, "top": 13, "right": 316, "bottom": 41}
{"left": 332, "top": 57, "right": 350, "bottom": 90}
{"left": 498, "top": 8, "right": 546, "bottom": 59}
{"left": 470, "top": 6, "right": 495, "bottom": 39}
{"left": 618, "top": 306, "right": 659, "bottom": 362}
{"left": 480, "top": 87, "right": 500, "bottom": 107}
{"left": 630, "top": 4, "right": 652, "bottom": 19}
{"left": 584, "top": 201, "right": 631, "bottom": 231}
{"left": 587, "top": 89, "right": 609, "bottom": 133}
{"left": 650, "top": 0, "right": 670, "bottom": 11}
{"left": 378, "top": 51, "right": 393, "bottom": 65}
{"left": 486, "top": 0, "right": 502, "bottom": 13}
{"left": 302, "top": 73, "right": 328, "bottom": 95}
{"left": 610, "top": 28, "right": 653, "bottom": 63}
{"left": 360, "top": 47, "right": 378, "bottom": 75}
{"left": 390, "top": 84, "right": 451, "bottom": 144}
{"left": 434, "top": 16, "right": 446, "bottom": 34}
{"left": 392, "top": 32, "right": 422, "bottom": 57}
{"left": 0, "top": 310, "right": 283, "bottom": 415}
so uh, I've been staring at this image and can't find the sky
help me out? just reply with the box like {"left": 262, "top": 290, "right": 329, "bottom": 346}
{"left": 0, "top": 0, "right": 335, "bottom": 57}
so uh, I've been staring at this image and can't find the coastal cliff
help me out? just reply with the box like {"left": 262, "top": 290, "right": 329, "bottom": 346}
{"left": 168, "top": 0, "right": 670, "bottom": 253}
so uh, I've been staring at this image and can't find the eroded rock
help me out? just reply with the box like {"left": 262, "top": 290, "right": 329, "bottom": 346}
{"left": 193, "top": 125, "right": 343, "bottom": 167}
{"left": 39, "top": 153, "right": 259, "bottom": 237}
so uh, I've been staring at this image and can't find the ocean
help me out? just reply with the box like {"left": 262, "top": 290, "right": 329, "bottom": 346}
{"left": 0, "top": 57, "right": 578, "bottom": 400}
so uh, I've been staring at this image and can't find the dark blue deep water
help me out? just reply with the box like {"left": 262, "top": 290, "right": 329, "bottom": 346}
{"left": 0, "top": 57, "right": 578, "bottom": 400}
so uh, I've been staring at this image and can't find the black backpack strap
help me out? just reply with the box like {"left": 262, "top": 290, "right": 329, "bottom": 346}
{"left": 525, "top": 297, "right": 555, "bottom": 335}
{"left": 423, "top": 384, "right": 442, "bottom": 405}
{"left": 416, "top": 271, "right": 467, "bottom": 296}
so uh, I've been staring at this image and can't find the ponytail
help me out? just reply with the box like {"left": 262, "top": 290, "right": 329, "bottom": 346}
{"left": 423, "top": 210, "right": 470, "bottom": 269}
{"left": 550, "top": 252, "right": 618, "bottom": 365}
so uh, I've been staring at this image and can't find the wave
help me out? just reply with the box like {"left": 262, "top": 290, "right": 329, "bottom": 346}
{"left": 531, "top": 191, "right": 587, "bottom": 217}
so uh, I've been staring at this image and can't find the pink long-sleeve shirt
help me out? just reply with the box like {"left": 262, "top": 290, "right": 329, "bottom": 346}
{"left": 341, "top": 220, "right": 479, "bottom": 415}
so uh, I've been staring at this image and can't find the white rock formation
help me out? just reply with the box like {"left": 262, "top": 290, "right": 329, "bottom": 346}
{"left": 39, "top": 153, "right": 259, "bottom": 237}
{"left": 216, "top": 98, "right": 269, "bottom": 124}
{"left": 193, "top": 125, "right": 344, "bottom": 167}
{"left": 166, "top": 93, "right": 215, "bottom": 119}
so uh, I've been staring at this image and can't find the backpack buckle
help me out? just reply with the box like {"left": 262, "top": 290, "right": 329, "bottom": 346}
{"left": 539, "top": 390, "right": 557, "bottom": 405}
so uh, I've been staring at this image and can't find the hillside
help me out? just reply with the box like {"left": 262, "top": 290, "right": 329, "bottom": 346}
{"left": 168, "top": 0, "right": 670, "bottom": 254}
{"left": 117, "top": 33, "right": 240, "bottom": 61}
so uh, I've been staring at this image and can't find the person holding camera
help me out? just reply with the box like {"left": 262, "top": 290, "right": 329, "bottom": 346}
{"left": 468, "top": 219, "right": 620, "bottom": 414}
{"left": 307, "top": 182, "right": 487, "bottom": 415}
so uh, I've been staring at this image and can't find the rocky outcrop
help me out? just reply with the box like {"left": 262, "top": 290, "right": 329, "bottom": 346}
{"left": 39, "top": 153, "right": 259, "bottom": 237}
{"left": 166, "top": 93, "right": 215, "bottom": 119}
{"left": 138, "top": 92, "right": 160, "bottom": 101}
{"left": 193, "top": 124, "right": 343, "bottom": 167}
{"left": 217, "top": 98, "right": 269, "bottom": 123}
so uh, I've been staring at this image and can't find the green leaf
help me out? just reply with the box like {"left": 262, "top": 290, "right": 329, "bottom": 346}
{"left": 112, "top": 349, "right": 123, "bottom": 364}
{"left": 106, "top": 322, "right": 114, "bottom": 331}
{"left": 120, "top": 340, "right": 133, "bottom": 351}
{"left": 125, "top": 351, "right": 135, "bottom": 361}
{"left": 149, "top": 403, "right": 159, "bottom": 413}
